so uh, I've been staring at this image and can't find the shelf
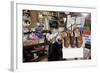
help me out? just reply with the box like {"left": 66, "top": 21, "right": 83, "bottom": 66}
{"left": 32, "top": 54, "right": 47, "bottom": 62}
{"left": 23, "top": 54, "right": 47, "bottom": 62}
{"left": 23, "top": 30, "right": 50, "bottom": 34}
{"left": 23, "top": 42, "right": 46, "bottom": 48}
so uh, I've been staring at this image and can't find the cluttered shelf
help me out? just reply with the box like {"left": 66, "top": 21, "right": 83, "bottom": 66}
{"left": 23, "top": 40, "right": 46, "bottom": 47}
{"left": 23, "top": 30, "right": 50, "bottom": 35}
{"left": 24, "top": 54, "right": 47, "bottom": 62}
{"left": 23, "top": 38, "right": 48, "bottom": 62}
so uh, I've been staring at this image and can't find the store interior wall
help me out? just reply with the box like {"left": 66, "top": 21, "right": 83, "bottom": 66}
{"left": 30, "top": 10, "right": 38, "bottom": 27}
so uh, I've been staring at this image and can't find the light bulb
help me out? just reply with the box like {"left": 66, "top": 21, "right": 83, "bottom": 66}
{"left": 82, "top": 13, "right": 88, "bottom": 17}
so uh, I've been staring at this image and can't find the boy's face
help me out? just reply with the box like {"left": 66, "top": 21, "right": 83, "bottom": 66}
{"left": 75, "top": 28, "right": 79, "bottom": 32}
{"left": 39, "top": 19, "right": 43, "bottom": 23}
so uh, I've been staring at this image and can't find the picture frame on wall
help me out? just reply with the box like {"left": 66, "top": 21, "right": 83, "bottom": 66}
{"left": 11, "top": 1, "right": 97, "bottom": 71}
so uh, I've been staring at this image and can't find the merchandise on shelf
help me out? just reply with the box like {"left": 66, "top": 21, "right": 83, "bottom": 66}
{"left": 64, "top": 32, "right": 70, "bottom": 48}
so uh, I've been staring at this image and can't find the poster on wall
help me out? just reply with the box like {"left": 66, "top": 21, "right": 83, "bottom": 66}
{"left": 11, "top": 1, "right": 97, "bottom": 71}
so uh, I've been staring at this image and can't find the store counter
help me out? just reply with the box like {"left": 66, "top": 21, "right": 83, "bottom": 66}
{"left": 63, "top": 47, "right": 83, "bottom": 59}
